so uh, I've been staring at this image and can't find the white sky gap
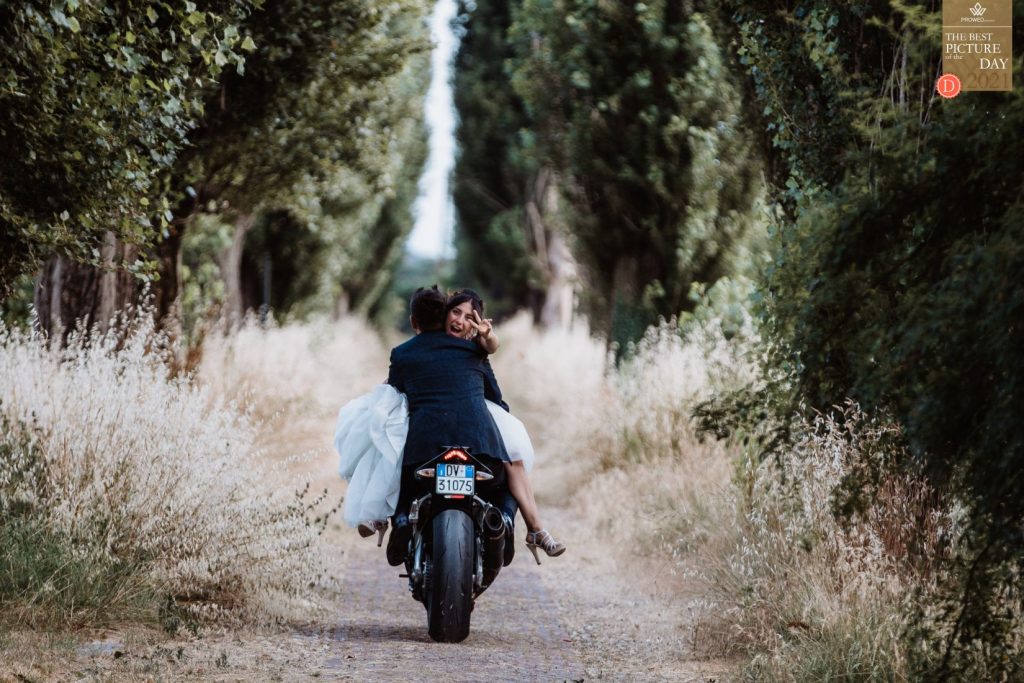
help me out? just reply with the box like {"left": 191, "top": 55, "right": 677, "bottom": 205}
{"left": 407, "top": 0, "right": 460, "bottom": 259}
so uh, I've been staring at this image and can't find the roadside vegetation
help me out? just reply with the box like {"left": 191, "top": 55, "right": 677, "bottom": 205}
{"left": 0, "top": 318, "right": 333, "bottom": 631}
{"left": 491, "top": 295, "right": 964, "bottom": 681}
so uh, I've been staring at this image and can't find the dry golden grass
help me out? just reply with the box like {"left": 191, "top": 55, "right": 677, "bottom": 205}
{"left": 491, "top": 315, "right": 750, "bottom": 547}
{"left": 695, "top": 407, "right": 948, "bottom": 680}
{"left": 0, "top": 319, "right": 330, "bottom": 626}
{"left": 197, "top": 315, "right": 390, "bottom": 432}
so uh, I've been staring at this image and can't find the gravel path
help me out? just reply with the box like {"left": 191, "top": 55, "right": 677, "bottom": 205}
{"left": 318, "top": 529, "right": 584, "bottom": 682}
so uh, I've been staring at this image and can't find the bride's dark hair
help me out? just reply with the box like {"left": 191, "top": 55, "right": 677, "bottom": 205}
{"left": 445, "top": 288, "right": 485, "bottom": 316}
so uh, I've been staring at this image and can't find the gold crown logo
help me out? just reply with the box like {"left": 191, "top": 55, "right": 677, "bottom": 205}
{"left": 970, "top": 2, "right": 986, "bottom": 16}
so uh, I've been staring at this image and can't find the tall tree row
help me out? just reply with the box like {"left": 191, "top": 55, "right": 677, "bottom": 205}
{"left": 1, "top": 0, "right": 257, "bottom": 299}
{"left": 179, "top": 5, "right": 430, "bottom": 328}
{"left": 721, "top": 1, "right": 1024, "bottom": 676}
{"left": 452, "top": 0, "right": 764, "bottom": 345}
{"left": 1, "top": 0, "right": 430, "bottom": 339}
{"left": 451, "top": 0, "right": 574, "bottom": 327}
{"left": 452, "top": 0, "right": 1024, "bottom": 674}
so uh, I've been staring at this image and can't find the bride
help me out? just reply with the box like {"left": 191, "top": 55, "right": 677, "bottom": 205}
{"left": 334, "top": 288, "right": 565, "bottom": 563}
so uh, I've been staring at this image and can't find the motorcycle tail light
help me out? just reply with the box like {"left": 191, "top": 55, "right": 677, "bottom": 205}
{"left": 415, "top": 467, "right": 436, "bottom": 478}
{"left": 474, "top": 471, "right": 494, "bottom": 481}
{"left": 442, "top": 448, "right": 469, "bottom": 462}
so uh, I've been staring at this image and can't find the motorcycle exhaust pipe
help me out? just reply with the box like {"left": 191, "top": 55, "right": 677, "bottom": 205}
{"left": 481, "top": 505, "right": 506, "bottom": 539}
{"left": 480, "top": 505, "right": 507, "bottom": 587}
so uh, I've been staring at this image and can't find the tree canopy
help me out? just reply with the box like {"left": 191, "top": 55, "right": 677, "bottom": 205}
{"left": 451, "top": 0, "right": 542, "bottom": 320}
{"left": 453, "top": 0, "right": 764, "bottom": 345}
{"left": 723, "top": 1, "right": 1024, "bottom": 676}
{"left": 2, "top": 0, "right": 430, "bottom": 334}
{"left": 0, "top": 0, "right": 258, "bottom": 297}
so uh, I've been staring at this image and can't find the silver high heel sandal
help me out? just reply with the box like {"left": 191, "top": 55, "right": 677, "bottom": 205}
{"left": 357, "top": 520, "right": 389, "bottom": 547}
{"left": 524, "top": 529, "right": 566, "bottom": 565}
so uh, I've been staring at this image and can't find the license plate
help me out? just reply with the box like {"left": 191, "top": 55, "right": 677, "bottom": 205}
{"left": 435, "top": 464, "right": 475, "bottom": 496}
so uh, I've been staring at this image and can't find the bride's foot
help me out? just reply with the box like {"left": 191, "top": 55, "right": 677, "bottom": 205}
{"left": 525, "top": 529, "right": 566, "bottom": 565}
{"left": 357, "top": 520, "right": 389, "bottom": 547}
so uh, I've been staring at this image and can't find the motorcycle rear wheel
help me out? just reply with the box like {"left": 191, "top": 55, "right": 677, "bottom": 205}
{"left": 427, "top": 508, "right": 474, "bottom": 642}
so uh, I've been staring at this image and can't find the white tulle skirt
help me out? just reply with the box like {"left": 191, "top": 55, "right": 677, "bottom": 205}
{"left": 334, "top": 384, "right": 534, "bottom": 527}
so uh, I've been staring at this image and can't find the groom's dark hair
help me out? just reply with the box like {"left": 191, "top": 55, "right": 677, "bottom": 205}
{"left": 410, "top": 285, "right": 446, "bottom": 332}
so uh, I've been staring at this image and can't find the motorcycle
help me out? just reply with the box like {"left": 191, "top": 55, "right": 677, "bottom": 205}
{"left": 399, "top": 446, "right": 512, "bottom": 643}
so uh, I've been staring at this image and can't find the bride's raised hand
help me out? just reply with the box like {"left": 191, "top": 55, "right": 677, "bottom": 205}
{"left": 467, "top": 310, "right": 492, "bottom": 336}
{"left": 468, "top": 310, "right": 499, "bottom": 353}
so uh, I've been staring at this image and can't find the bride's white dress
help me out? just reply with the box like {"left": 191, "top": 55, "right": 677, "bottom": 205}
{"left": 334, "top": 384, "right": 534, "bottom": 527}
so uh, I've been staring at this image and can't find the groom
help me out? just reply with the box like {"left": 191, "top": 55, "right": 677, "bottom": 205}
{"left": 384, "top": 285, "right": 516, "bottom": 566}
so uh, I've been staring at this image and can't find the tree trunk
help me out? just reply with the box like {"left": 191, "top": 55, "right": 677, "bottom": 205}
{"left": 217, "top": 213, "right": 254, "bottom": 327}
{"left": 153, "top": 222, "right": 184, "bottom": 349}
{"left": 34, "top": 232, "right": 139, "bottom": 344}
{"left": 34, "top": 226, "right": 186, "bottom": 353}
{"left": 539, "top": 220, "right": 576, "bottom": 330}
{"left": 333, "top": 291, "right": 350, "bottom": 320}
{"left": 526, "top": 167, "right": 577, "bottom": 330}
{"left": 609, "top": 253, "right": 642, "bottom": 355}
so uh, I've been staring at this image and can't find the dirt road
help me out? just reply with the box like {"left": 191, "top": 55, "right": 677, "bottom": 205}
{"left": 317, "top": 527, "right": 583, "bottom": 681}
{"left": 12, "top": 501, "right": 733, "bottom": 682}
{"left": 4, "top": 496, "right": 731, "bottom": 682}
{"left": 308, "top": 511, "right": 732, "bottom": 682}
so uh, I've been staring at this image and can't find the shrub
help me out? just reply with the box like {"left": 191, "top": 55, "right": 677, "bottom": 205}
{"left": 700, "top": 405, "right": 950, "bottom": 680}
{"left": 0, "top": 318, "right": 328, "bottom": 626}
{"left": 507, "top": 304, "right": 961, "bottom": 679}
{"left": 0, "top": 414, "right": 154, "bottom": 627}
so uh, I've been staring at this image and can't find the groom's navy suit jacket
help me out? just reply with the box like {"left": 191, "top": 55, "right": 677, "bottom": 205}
{"left": 386, "top": 330, "right": 510, "bottom": 467}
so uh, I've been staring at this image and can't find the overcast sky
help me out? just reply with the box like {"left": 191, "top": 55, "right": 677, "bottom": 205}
{"left": 407, "top": 0, "right": 459, "bottom": 260}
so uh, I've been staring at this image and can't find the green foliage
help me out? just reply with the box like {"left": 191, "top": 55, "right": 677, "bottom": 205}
{"left": 0, "top": 273, "right": 35, "bottom": 329}
{"left": 505, "top": 0, "right": 764, "bottom": 346}
{"left": 176, "top": 0, "right": 427, "bottom": 215}
{"left": 175, "top": 0, "right": 431, "bottom": 324}
{"left": 180, "top": 213, "right": 232, "bottom": 335}
{"left": 723, "top": 0, "right": 1024, "bottom": 676}
{"left": 306, "top": 37, "right": 432, "bottom": 320}
{"left": 0, "top": 0, "right": 258, "bottom": 296}
{"left": 1, "top": 0, "right": 430, "bottom": 330}
{"left": 451, "top": 0, "right": 543, "bottom": 319}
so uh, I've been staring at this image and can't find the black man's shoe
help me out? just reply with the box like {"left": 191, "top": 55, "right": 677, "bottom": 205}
{"left": 502, "top": 513, "right": 515, "bottom": 566}
{"left": 386, "top": 515, "right": 412, "bottom": 567}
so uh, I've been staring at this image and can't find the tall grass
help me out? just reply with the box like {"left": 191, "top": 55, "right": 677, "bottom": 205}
{"left": 494, "top": 314, "right": 756, "bottom": 554}
{"left": 492, "top": 308, "right": 950, "bottom": 679}
{"left": 196, "top": 316, "right": 389, "bottom": 455}
{"left": 0, "top": 319, "right": 328, "bottom": 627}
{"left": 484, "top": 314, "right": 607, "bottom": 500}
{"left": 705, "top": 406, "right": 948, "bottom": 680}
{"left": 0, "top": 296, "right": 950, "bottom": 674}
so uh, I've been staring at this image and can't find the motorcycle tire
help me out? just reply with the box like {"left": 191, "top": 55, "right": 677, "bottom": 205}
{"left": 427, "top": 508, "right": 474, "bottom": 642}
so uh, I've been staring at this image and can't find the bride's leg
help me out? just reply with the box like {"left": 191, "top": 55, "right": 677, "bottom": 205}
{"left": 504, "top": 460, "right": 543, "bottom": 531}
{"left": 504, "top": 460, "right": 566, "bottom": 562}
